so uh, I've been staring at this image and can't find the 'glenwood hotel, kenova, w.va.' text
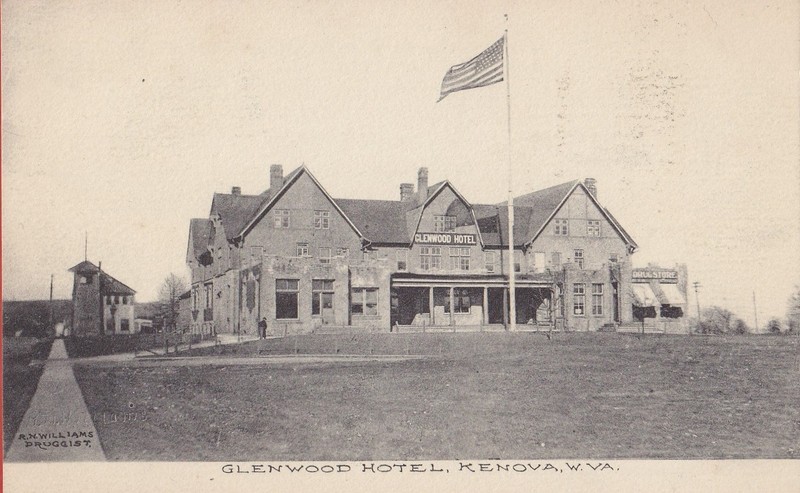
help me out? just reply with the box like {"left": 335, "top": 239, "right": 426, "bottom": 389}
{"left": 185, "top": 164, "right": 689, "bottom": 336}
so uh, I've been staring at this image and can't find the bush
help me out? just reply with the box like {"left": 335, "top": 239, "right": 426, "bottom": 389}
{"left": 767, "top": 318, "right": 782, "bottom": 334}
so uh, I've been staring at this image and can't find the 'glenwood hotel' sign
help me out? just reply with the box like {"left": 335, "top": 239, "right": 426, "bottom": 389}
{"left": 414, "top": 233, "right": 477, "bottom": 245}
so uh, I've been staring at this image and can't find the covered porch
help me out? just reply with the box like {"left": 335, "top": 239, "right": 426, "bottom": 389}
{"left": 390, "top": 274, "right": 556, "bottom": 330}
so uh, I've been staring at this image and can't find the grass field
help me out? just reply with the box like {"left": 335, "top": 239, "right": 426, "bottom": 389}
{"left": 73, "top": 333, "right": 799, "bottom": 461}
{"left": 3, "top": 337, "right": 53, "bottom": 453}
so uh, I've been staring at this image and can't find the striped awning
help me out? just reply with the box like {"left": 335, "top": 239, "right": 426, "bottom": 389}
{"left": 658, "top": 283, "right": 686, "bottom": 305}
{"left": 631, "top": 284, "right": 659, "bottom": 307}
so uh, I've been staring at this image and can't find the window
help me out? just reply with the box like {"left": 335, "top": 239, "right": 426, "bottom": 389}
{"left": 587, "top": 220, "right": 600, "bottom": 236}
{"left": 574, "top": 249, "right": 584, "bottom": 269}
{"left": 312, "top": 280, "right": 334, "bottom": 316}
{"left": 106, "top": 296, "right": 112, "bottom": 306}
{"left": 449, "top": 247, "right": 470, "bottom": 270}
{"left": 122, "top": 296, "right": 128, "bottom": 305}
{"left": 191, "top": 286, "right": 199, "bottom": 311}
{"left": 276, "top": 279, "right": 299, "bottom": 319}
{"left": 336, "top": 247, "right": 349, "bottom": 258}
{"left": 314, "top": 210, "right": 330, "bottom": 229}
{"left": 434, "top": 215, "right": 457, "bottom": 232}
{"left": 274, "top": 209, "right": 290, "bottom": 228}
{"left": 351, "top": 287, "right": 378, "bottom": 316}
{"left": 554, "top": 219, "right": 569, "bottom": 236}
{"left": 120, "top": 319, "right": 130, "bottom": 331}
{"left": 319, "top": 247, "right": 331, "bottom": 264}
{"left": 251, "top": 246, "right": 263, "bottom": 260}
{"left": 296, "top": 243, "right": 309, "bottom": 256}
{"left": 204, "top": 283, "right": 213, "bottom": 309}
{"left": 573, "top": 283, "right": 585, "bottom": 316}
{"left": 444, "top": 288, "right": 471, "bottom": 314}
{"left": 114, "top": 295, "right": 119, "bottom": 304}
{"left": 533, "top": 252, "right": 545, "bottom": 274}
{"left": 396, "top": 250, "right": 407, "bottom": 271}
{"left": 484, "top": 251, "right": 496, "bottom": 272}
{"left": 591, "top": 283, "right": 604, "bottom": 316}
{"left": 514, "top": 262, "right": 521, "bottom": 272}
{"left": 420, "top": 246, "right": 442, "bottom": 271}
{"left": 552, "top": 252, "right": 561, "bottom": 267}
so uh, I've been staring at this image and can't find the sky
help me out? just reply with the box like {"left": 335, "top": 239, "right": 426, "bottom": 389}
{"left": 2, "top": 0, "right": 799, "bottom": 328}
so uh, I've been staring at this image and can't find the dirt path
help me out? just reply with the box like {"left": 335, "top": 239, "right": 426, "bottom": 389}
{"left": 5, "top": 339, "right": 105, "bottom": 462}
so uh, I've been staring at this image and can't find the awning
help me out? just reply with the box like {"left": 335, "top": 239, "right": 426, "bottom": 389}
{"left": 658, "top": 283, "right": 686, "bottom": 305}
{"left": 631, "top": 284, "right": 659, "bottom": 307}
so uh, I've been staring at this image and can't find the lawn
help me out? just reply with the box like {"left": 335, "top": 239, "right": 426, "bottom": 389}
{"left": 2, "top": 337, "right": 53, "bottom": 453}
{"left": 73, "top": 333, "right": 799, "bottom": 461}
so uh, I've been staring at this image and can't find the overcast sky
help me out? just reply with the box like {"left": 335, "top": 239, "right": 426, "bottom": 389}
{"left": 2, "top": 0, "right": 798, "bottom": 327}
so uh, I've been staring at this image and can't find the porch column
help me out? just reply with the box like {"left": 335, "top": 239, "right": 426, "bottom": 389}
{"left": 502, "top": 287, "right": 509, "bottom": 329}
{"left": 483, "top": 287, "right": 489, "bottom": 325}
{"left": 449, "top": 287, "right": 454, "bottom": 326}
{"left": 429, "top": 287, "right": 435, "bottom": 326}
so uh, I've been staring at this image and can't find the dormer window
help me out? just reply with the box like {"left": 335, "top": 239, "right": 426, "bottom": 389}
{"left": 434, "top": 215, "right": 456, "bottom": 232}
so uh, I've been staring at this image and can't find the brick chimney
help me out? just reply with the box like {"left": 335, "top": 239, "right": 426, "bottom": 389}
{"left": 584, "top": 178, "right": 597, "bottom": 200}
{"left": 400, "top": 183, "right": 414, "bottom": 202}
{"left": 417, "top": 167, "right": 429, "bottom": 204}
{"left": 231, "top": 186, "right": 241, "bottom": 195}
{"left": 270, "top": 164, "right": 284, "bottom": 191}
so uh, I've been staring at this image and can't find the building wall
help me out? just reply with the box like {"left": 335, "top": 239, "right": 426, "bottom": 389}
{"left": 72, "top": 272, "right": 102, "bottom": 336}
{"left": 102, "top": 295, "right": 136, "bottom": 334}
{"left": 243, "top": 173, "right": 363, "bottom": 260}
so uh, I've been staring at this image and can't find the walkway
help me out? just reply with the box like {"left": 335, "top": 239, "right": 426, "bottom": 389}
{"left": 6, "top": 339, "right": 105, "bottom": 462}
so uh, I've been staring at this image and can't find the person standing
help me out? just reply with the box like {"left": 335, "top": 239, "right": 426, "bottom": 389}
{"left": 258, "top": 317, "right": 267, "bottom": 339}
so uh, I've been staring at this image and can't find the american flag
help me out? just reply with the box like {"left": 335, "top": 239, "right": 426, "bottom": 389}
{"left": 438, "top": 36, "right": 504, "bottom": 102}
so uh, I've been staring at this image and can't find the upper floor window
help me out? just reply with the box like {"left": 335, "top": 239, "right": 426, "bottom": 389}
{"left": 587, "top": 220, "right": 600, "bottom": 236}
{"left": 396, "top": 250, "right": 408, "bottom": 271}
{"left": 314, "top": 210, "right": 330, "bottom": 229}
{"left": 449, "top": 247, "right": 470, "bottom": 271}
{"left": 204, "top": 283, "right": 213, "bottom": 309}
{"left": 574, "top": 249, "right": 584, "bottom": 269}
{"left": 296, "top": 243, "right": 309, "bottom": 257}
{"left": 319, "top": 247, "right": 332, "bottom": 264}
{"left": 554, "top": 219, "right": 569, "bottom": 236}
{"left": 250, "top": 246, "right": 263, "bottom": 260}
{"left": 336, "top": 247, "right": 349, "bottom": 258}
{"left": 533, "top": 252, "right": 545, "bottom": 274}
{"left": 434, "top": 215, "right": 457, "bottom": 232}
{"left": 274, "top": 209, "right": 290, "bottom": 228}
{"left": 484, "top": 251, "right": 496, "bottom": 273}
{"left": 420, "top": 246, "right": 442, "bottom": 271}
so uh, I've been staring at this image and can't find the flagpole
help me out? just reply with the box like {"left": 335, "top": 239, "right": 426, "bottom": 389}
{"left": 504, "top": 27, "right": 516, "bottom": 332}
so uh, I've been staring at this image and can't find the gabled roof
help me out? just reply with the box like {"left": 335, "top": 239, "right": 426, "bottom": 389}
{"left": 473, "top": 204, "right": 534, "bottom": 247}
{"left": 188, "top": 218, "right": 212, "bottom": 260}
{"left": 410, "top": 180, "right": 485, "bottom": 247}
{"left": 68, "top": 261, "right": 136, "bottom": 295}
{"left": 336, "top": 199, "right": 411, "bottom": 244}
{"left": 237, "top": 166, "right": 364, "bottom": 240}
{"left": 210, "top": 193, "right": 268, "bottom": 242}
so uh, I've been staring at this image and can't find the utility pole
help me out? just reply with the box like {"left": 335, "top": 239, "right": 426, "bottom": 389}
{"left": 693, "top": 281, "right": 701, "bottom": 334}
{"left": 49, "top": 274, "right": 54, "bottom": 337}
{"left": 752, "top": 290, "right": 759, "bottom": 332}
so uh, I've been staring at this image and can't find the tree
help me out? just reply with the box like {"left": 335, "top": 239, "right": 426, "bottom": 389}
{"left": 731, "top": 318, "right": 749, "bottom": 335}
{"left": 767, "top": 318, "right": 782, "bottom": 334}
{"left": 697, "top": 305, "right": 737, "bottom": 334}
{"left": 158, "top": 273, "right": 188, "bottom": 334}
{"left": 786, "top": 285, "right": 800, "bottom": 334}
